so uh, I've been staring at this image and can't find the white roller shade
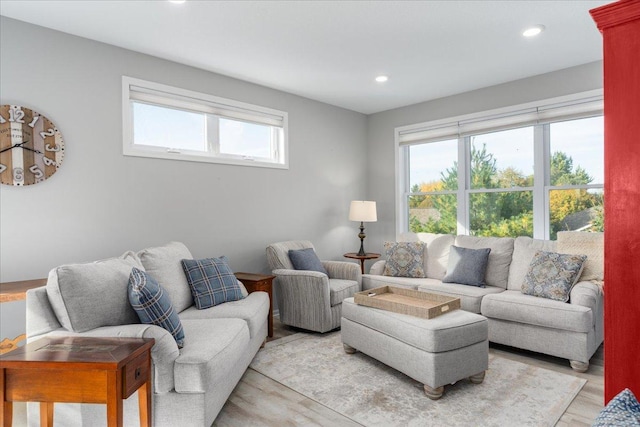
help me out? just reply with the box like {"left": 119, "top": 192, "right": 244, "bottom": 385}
{"left": 397, "top": 92, "right": 603, "bottom": 146}
{"left": 128, "top": 83, "right": 285, "bottom": 128}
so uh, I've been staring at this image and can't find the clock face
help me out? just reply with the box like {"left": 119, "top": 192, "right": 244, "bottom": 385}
{"left": 0, "top": 105, "right": 65, "bottom": 186}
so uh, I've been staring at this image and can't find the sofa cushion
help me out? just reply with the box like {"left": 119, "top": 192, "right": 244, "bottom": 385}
{"left": 507, "top": 237, "right": 557, "bottom": 291}
{"left": 521, "top": 251, "right": 586, "bottom": 302}
{"left": 329, "top": 279, "right": 358, "bottom": 306}
{"left": 362, "top": 274, "right": 419, "bottom": 291}
{"left": 46, "top": 251, "right": 142, "bottom": 332}
{"left": 481, "top": 290, "right": 592, "bottom": 333}
{"left": 593, "top": 388, "right": 640, "bottom": 427}
{"left": 128, "top": 267, "right": 185, "bottom": 348}
{"left": 138, "top": 241, "right": 194, "bottom": 313}
{"left": 342, "top": 297, "right": 487, "bottom": 353}
{"left": 288, "top": 248, "right": 328, "bottom": 275}
{"left": 557, "top": 231, "right": 604, "bottom": 282}
{"left": 399, "top": 232, "right": 455, "bottom": 280}
{"left": 417, "top": 279, "right": 504, "bottom": 314}
{"left": 383, "top": 241, "right": 426, "bottom": 278}
{"left": 455, "top": 235, "right": 514, "bottom": 289}
{"left": 181, "top": 256, "right": 244, "bottom": 309}
{"left": 173, "top": 318, "right": 250, "bottom": 393}
{"left": 179, "top": 291, "right": 269, "bottom": 339}
{"left": 442, "top": 245, "right": 491, "bottom": 287}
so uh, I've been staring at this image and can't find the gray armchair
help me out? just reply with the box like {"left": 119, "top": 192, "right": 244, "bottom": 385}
{"left": 266, "top": 240, "right": 362, "bottom": 333}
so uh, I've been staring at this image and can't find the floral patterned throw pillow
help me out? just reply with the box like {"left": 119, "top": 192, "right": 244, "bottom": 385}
{"left": 521, "top": 250, "right": 587, "bottom": 302}
{"left": 383, "top": 241, "right": 426, "bottom": 278}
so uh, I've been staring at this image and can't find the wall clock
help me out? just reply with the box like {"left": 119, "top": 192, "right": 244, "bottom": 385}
{"left": 0, "top": 105, "right": 65, "bottom": 186}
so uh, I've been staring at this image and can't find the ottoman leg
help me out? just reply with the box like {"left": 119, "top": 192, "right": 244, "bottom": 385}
{"left": 570, "top": 360, "right": 589, "bottom": 373}
{"left": 469, "top": 371, "right": 486, "bottom": 384}
{"left": 423, "top": 385, "right": 444, "bottom": 400}
{"left": 343, "top": 343, "right": 357, "bottom": 354}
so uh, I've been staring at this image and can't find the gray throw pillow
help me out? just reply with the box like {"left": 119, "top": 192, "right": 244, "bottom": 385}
{"left": 442, "top": 245, "right": 491, "bottom": 287}
{"left": 521, "top": 250, "right": 587, "bottom": 302}
{"left": 288, "top": 248, "right": 328, "bottom": 275}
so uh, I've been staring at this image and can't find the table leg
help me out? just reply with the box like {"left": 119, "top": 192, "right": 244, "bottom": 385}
{"left": 360, "top": 260, "right": 365, "bottom": 274}
{"left": 138, "top": 371, "right": 152, "bottom": 427}
{"left": 39, "top": 402, "right": 53, "bottom": 427}
{"left": 106, "top": 371, "right": 123, "bottom": 427}
{"left": 0, "top": 369, "right": 12, "bottom": 427}
{"left": 267, "top": 287, "right": 274, "bottom": 338}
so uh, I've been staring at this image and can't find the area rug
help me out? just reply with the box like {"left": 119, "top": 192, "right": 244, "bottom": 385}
{"left": 250, "top": 332, "right": 586, "bottom": 427}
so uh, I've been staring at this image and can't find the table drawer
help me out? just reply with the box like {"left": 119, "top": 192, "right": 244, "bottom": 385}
{"left": 123, "top": 351, "right": 150, "bottom": 398}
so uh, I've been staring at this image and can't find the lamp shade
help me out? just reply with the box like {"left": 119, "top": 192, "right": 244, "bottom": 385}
{"left": 349, "top": 201, "right": 377, "bottom": 222}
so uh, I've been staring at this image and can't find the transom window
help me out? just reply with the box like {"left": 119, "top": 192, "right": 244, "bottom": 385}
{"left": 122, "top": 77, "right": 288, "bottom": 169}
{"left": 397, "top": 91, "right": 604, "bottom": 239}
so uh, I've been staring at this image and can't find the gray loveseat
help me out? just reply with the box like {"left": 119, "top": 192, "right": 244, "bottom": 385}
{"left": 362, "top": 231, "right": 604, "bottom": 372}
{"left": 26, "top": 241, "right": 269, "bottom": 427}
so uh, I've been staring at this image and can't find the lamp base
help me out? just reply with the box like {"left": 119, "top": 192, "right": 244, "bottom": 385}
{"left": 357, "top": 221, "right": 367, "bottom": 256}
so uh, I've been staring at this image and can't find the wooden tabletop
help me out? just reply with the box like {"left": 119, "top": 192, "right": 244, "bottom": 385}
{"left": 0, "top": 278, "right": 47, "bottom": 303}
{"left": 0, "top": 336, "right": 155, "bottom": 370}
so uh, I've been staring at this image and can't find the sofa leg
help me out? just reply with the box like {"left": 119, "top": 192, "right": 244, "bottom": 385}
{"left": 343, "top": 343, "right": 356, "bottom": 354}
{"left": 424, "top": 385, "right": 444, "bottom": 400}
{"left": 469, "top": 371, "right": 486, "bottom": 384}
{"left": 260, "top": 339, "right": 266, "bottom": 349}
{"left": 570, "top": 360, "right": 589, "bottom": 373}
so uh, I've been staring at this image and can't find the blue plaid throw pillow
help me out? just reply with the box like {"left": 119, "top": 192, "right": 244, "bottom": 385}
{"left": 593, "top": 388, "right": 640, "bottom": 427}
{"left": 128, "top": 267, "right": 185, "bottom": 348}
{"left": 181, "top": 256, "right": 244, "bottom": 309}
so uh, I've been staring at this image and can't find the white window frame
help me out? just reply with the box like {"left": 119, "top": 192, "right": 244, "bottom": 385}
{"left": 396, "top": 90, "right": 603, "bottom": 239}
{"left": 122, "top": 76, "right": 289, "bottom": 169}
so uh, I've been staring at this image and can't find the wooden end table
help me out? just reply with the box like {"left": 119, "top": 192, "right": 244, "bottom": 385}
{"left": 235, "top": 272, "right": 275, "bottom": 338}
{"left": 343, "top": 253, "right": 381, "bottom": 274}
{"left": 0, "top": 336, "right": 154, "bottom": 427}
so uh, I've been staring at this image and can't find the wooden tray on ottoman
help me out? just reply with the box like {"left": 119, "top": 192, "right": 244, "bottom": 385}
{"left": 354, "top": 286, "right": 460, "bottom": 319}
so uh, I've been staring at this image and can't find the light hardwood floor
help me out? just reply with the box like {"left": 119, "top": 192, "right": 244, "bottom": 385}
{"left": 214, "top": 315, "right": 604, "bottom": 426}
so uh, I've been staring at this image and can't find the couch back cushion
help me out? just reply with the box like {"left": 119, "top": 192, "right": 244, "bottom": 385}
{"left": 138, "top": 241, "right": 194, "bottom": 314}
{"left": 454, "top": 235, "right": 514, "bottom": 289}
{"left": 557, "top": 231, "right": 604, "bottom": 282}
{"left": 398, "top": 232, "right": 455, "bottom": 280}
{"left": 46, "top": 251, "right": 142, "bottom": 332}
{"left": 507, "top": 236, "right": 557, "bottom": 290}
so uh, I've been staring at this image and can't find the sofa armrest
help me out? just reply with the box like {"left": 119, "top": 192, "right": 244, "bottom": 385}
{"left": 322, "top": 260, "right": 362, "bottom": 284}
{"left": 272, "top": 268, "right": 333, "bottom": 330}
{"left": 369, "top": 260, "right": 386, "bottom": 276}
{"left": 570, "top": 281, "right": 603, "bottom": 313}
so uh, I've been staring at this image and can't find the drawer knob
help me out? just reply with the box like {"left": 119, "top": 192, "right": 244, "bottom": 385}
{"left": 135, "top": 367, "right": 141, "bottom": 379}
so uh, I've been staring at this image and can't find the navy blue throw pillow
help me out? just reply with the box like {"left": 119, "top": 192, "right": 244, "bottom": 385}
{"left": 181, "top": 256, "right": 244, "bottom": 309}
{"left": 128, "top": 267, "right": 185, "bottom": 348}
{"left": 288, "top": 248, "right": 328, "bottom": 275}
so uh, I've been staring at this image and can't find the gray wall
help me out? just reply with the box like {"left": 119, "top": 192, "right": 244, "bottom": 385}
{"left": 0, "top": 17, "right": 368, "bottom": 340}
{"left": 365, "top": 61, "right": 603, "bottom": 254}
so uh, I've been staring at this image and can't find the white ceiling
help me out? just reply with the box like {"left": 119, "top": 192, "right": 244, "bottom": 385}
{"left": 0, "top": 0, "right": 611, "bottom": 114}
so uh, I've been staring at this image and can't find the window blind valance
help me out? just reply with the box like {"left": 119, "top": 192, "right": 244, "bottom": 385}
{"left": 398, "top": 93, "right": 603, "bottom": 146}
{"left": 129, "top": 84, "right": 285, "bottom": 128}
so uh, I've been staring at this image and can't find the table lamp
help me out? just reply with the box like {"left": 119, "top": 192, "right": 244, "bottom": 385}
{"left": 349, "top": 201, "right": 377, "bottom": 256}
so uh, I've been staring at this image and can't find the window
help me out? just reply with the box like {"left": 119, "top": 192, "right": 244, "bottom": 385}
{"left": 122, "top": 76, "right": 288, "bottom": 169}
{"left": 398, "top": 91, "right": 603, "bottom": 239}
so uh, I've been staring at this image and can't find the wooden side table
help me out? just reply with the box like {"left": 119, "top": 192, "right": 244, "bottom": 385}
{"left": 343, "top": 253, "right": 381, "bottom": 274}
{"left": 0, "top": 279, "right": 47, "bottom": 355}
{"left": 235, "top": 272, "right": 275, "bottom": 338}
{"left": 0, "top": 336, "right": 154, "bottom": 427}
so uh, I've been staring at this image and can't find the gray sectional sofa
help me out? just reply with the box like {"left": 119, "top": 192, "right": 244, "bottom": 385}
{"left": 25, "top": 241, "right": 269, "bottom": 427}
{"left": 362, "top": 231, "right": 604, "bottom": 372}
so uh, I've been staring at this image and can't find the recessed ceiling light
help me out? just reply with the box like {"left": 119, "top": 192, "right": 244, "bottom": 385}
{"left": 523, "top": 25, "right": 545, "bottom": 37}
{"left": 375, "top": 75, "right": 389, "bottom": 83}
{"left": 169, "top": 0, "right": 186, "bottom": 4}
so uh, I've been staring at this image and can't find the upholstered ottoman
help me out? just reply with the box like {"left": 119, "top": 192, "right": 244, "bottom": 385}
{"left": 341, "top": 297, "right": 489, "bottom": 399}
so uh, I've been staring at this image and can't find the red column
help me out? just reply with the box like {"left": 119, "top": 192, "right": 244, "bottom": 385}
{"left": 591, "top": 0, "right": 640, "bottom": 404}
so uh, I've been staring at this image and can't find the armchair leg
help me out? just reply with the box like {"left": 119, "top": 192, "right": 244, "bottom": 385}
{"left": 570, "top": 360, "right": 589, "bottom": 372}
